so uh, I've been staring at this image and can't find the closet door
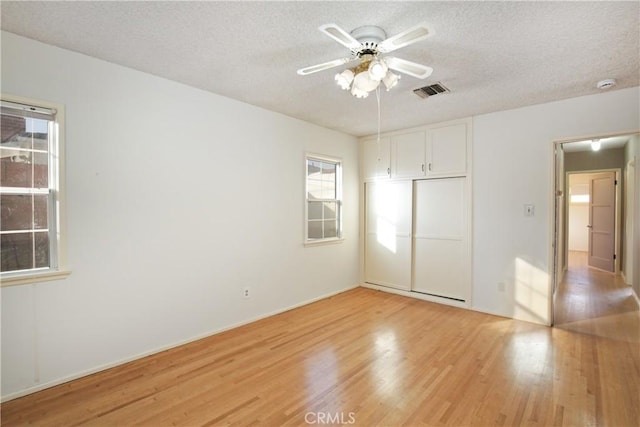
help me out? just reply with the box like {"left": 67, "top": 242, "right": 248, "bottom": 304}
{"left": 365, "top": 180, "right": 412, "bottom": 290}
{"left": 426, "top": 123, "right": 467, "bottom": 177}
{"left": 391, "top": 131, "right": 426, "bottom": 178}
{"left": 413, "top": 178, "right": 468, "bottom": 301}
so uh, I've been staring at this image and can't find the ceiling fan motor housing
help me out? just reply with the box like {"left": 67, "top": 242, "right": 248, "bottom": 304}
{"left": 350, "top": 25, "right": 387, "bottom": 55}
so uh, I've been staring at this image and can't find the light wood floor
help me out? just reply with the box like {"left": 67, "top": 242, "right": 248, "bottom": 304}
{"left": 2, "top": 286, "right": 639, "bottom": 426}
{"left": 554, "top": 251, "right": 640, "bottom": 343}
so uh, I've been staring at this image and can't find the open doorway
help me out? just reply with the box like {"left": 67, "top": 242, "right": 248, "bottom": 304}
{"left": 552, "top": 133, "right": 640, "bottom": 338}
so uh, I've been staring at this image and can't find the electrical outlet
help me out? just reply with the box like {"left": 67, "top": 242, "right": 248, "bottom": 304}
{"left": 243, "top": 287, "right": 251, "bottom": 299}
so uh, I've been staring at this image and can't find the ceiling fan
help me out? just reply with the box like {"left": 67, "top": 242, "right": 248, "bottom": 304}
{"left": 297, "top": 23, "right": 433, "bottom": 98}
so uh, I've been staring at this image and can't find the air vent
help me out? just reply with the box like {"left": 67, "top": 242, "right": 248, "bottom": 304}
{"left": 413, "top": 82, "right": 450, "bottom": 98}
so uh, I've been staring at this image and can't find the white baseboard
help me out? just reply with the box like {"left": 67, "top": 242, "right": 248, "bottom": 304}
{"left": 361, "top": 282, "right": 470, "bottom": 309}
{"left": 620, "top": 272, "right": 639, "bottom": 307}
{"left": 633, "top": 287, "right": 640, "bottom": 307}
{"left": 1, "top": 285, "right": 358, "bottom": 403}
{"left": 361, "top": 283, "right": 549, "bottom": 326}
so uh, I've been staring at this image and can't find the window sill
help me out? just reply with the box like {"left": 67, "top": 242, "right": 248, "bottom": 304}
{"left": 304, "top": 237, "right": 345, "bottom": 247}
{"left": 1, "top": 269, "right": 71, "bottom": 287}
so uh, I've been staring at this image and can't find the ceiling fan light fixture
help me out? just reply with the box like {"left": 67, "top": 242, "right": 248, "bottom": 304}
{"left": 353, "top": 70, "right": 380, "bottom": 92}
{"left": 368, "top": 58, "right": 388, "bottom": 81}
{"left": 335, "top": 69, "right": 354, "bottom": 90}
{"left": 299, "top": 23, "right": 432, "bottom": 99}
{"left": 382, "top": 71, "right": 401, "bottom": 91}
{"left": 351, "top": 86, "right": 369, "bottom": 98}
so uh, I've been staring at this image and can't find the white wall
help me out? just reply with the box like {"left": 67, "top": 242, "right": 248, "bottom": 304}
{"left": 473, "top": 86, "right": 640, "bottom": 325}
{"left": 1, "top": 32, "right": 359, "bottom": 400}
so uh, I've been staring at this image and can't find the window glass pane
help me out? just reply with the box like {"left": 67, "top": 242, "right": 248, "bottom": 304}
{"left": 308, "top": 221, "right": 323, "bottom": 239}
{"left": 33, "top": 152, "right": 49, "bottom": 188}
{"left": 307, "top": 160, "right": 321, "bottom": 178}
{"left": 1, "top": 113, "right": 50, "bottom": 189}
{"left": 0, "top": 157, "right": 32, "bottom": 188}
{"left": 324, "top": 219, "right": 337, "bottom": 238}
{"left": 323, "top": 202, "right": 336, "bottom": 219}
{"left": 1, "top": 232, "right": 33, "bottom": 271}
{"left": 321, "top": 161, "right": 336, "bottom": 182}
{"left": 25, "top": 118, "right": 49, "bottom": 152}
{"left": 1, "top": 113, "right": 26, "bottom": 146}
{"left": 321, "top": 180, "right": 336, "bottom": 199}
{"left": 308, "top": 201, "right": 322, "bottom": 220}
{"left": 34, "top": 194, "right": 48, "bottom": 229}
{"left": 570, "top": 194, "right": 589, "bottom": 203}
{"left": 34, "top": 232, "right": 50, "bottom": 268}
{"left": 307, "top": 179, "right": 323, "bottom": 199}
{"left": 1, "top": 194, "right": 33, "bottom": 231}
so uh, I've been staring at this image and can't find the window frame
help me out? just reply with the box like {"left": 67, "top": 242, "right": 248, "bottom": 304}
{"left": 304, "top": 153, "right": 344, "bottom": 246}
{"left": 1, "top": 94, "right": 70, "bottom": 286}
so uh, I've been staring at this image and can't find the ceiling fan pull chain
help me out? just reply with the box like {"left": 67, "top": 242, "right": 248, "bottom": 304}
{"left": 376, "top": 85, "right": 382, "bottom": 161}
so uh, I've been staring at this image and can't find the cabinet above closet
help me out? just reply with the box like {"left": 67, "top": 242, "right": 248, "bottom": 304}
{"left": 361, "top": 118, "right": 471, "bottom": 181}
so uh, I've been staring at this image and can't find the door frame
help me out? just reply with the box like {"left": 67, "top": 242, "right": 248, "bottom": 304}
{"left": 565, "top": 169, "right": 622, "bottom": 273}
{"left": 551, "top": 130, "right": 639, "bottom": 326}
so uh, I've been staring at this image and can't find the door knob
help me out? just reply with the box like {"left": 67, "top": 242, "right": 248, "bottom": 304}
{"left": 587, "top": 225, "right": 593, "bottom": 228}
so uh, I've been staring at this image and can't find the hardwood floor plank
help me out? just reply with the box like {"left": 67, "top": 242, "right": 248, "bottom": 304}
{"left": 2, "top": 287, "right": 638, "bottom": 426}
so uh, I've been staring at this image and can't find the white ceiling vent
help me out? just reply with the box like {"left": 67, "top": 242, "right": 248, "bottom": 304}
{"left": 413, "top": 82, "right": 450, "bottom": 98}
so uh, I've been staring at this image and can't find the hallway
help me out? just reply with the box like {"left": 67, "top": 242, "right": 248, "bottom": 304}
{"left": 554, "top": 251, "right": 639, "bottom": 343}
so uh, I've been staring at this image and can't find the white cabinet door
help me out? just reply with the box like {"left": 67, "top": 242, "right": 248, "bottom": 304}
{"left": 365, "top": 180, "right": 412, "bottom": 290}
{"left": 391, "top": 131, "right": 426, "bottom": 178}
{"left": 362, "top": 137, "right": 391, "bottom": 180}
{"left": 412, "top": 178, "right": 469, "bottom": 301}
{"left": 426, "top": 123, "right": 467, "bottom": 176}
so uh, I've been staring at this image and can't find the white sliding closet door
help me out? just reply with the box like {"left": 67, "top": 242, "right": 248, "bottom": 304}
{"left": 365, "top": 181, "right": 413, "bottom": 290}
{"left": 413, "top": 178, "right": 468, "bottom": 301}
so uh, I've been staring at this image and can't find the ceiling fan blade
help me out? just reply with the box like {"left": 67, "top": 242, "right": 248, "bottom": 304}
{"left": 297, "top": 57, "right": 355, "bottom": 76}
{"left": 377, "top": 23, "right": 430, "bottom": 53}
{"left": 319, "top": 23, "right": 361, "bottom": 50}
{"left": 385, "top": 57, "right": 433, "bottom": 79}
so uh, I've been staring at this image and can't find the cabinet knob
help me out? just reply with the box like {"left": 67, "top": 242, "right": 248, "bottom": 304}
{"left": 421, "top": 164, "right": 425, "bottom": 172}
{"left": 387, "top": 168, "right": 390, "bottom": 175}
{"left": 428, "top": 163, "right": 432, "bottom": 171}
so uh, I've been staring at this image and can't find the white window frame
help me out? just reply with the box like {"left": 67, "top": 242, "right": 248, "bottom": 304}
{"left": 1, "top": 94, "right": 70, "bottom": 286}
{"left": 304, "top": 153, "right": 344, "bottom": 245}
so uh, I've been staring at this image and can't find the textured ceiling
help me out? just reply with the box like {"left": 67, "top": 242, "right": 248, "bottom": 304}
{"left": 1, "top": 1, "right": 639, "bottom": 137}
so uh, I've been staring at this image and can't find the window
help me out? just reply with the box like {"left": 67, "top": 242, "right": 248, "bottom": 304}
{"left": 1, "top": 97, "right": 67, "bottom": 285}
{"left": 305, "top": 154, "right": 342, "bottom": 243}
{"left": 570, "top": 194, "right": 589, "bottom": 204}
{"left": 569, "top": 182, "right": 590, "bottom": 204}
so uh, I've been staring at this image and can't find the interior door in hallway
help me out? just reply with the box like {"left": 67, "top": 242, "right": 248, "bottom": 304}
{"left": 588, "top": 172, "right": 616, "bottom": 272}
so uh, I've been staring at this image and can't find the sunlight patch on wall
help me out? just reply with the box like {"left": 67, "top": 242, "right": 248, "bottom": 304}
{"left": 514, "top": 257, "right": 549, "bottom": 324}
{"left": 374, "top": 183, "right": 401, "bottom": 254}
